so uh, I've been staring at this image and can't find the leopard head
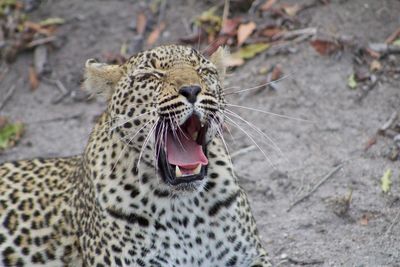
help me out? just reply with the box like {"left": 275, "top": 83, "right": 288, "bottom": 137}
{"left": 84, "top": 45, "right": 228, "bottom": 191}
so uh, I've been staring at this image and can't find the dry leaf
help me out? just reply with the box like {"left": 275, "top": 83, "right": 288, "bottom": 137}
{"left": 146, "top": 22, "right": 166, "bottom": 47}
{"left": 28, "top": 66, "right": 39, "bottom": 90}
{"left": 381, "top": 168, "right": 392, "bottom": 194}
{"left": 393, "top": 38, "right": 400, "bottom": 46}
{"left": 369, "top": 60, "right": 382, "bottom": 72}
{"left": 282, "top": 4, "right": 302, "bottom": 17}
{"left": 310, "top": 39, "right": 340, "bottom": 55}
{"left": 136, "top": 13, "right": 147, "bottom": 35}
{"left": 39, "top": 17, "right": 65, "bottom": 26}
{"left": 203, "top": 35, "right": 229, "bottom": 56}
{"left": 224, "top": 54, "right": 245, "bottom": 67}
{"left": 0, "top": 117, "right": 7, "bottom": 128}
{"left": 359, "top": 214, "right": 369, "bottom": 226}
{"left": 260, "top": 0, "right": 277, "bottom": 11}
{"left": 258, "top": 66, "right": 269, "bottom": 75}
{"left": 347, "top": 74, "right": 357, "bottom": 89}
{"left": 270, "top": 64, "right": 282, "bottom": 81}
{"left": 365, "top": 48, "right": 381, "bottom": 59}
{"left": 364, "top": 136, "right": 377, "bottom": 151}
{"left": 385, "top": 27, "right": 400, "bottom": 44}
{"left": 180, "top": 30, "right": 207, "bottom": 44}
{"left": 225, "top": 43, "right": 269, "bottom": 67}
{"left": 260, "top": 26, "right": 284, "bottom": 38}
{"left": 237, "top": 21, "right": 256, "bottom": 46}
{"left": 196, "top": 6, "right": 222, "bottom": 36}
{"left": 221, "top": 18, "right": 241, "bottom": 36}
{"left": 24, "top": 21, "right": 55, "bottom": 36}
{"left": 0, "top": 120, "right": 24, "bottom": 151}
{"left": 233, "top": 43, "right": 269, "bottom": 59}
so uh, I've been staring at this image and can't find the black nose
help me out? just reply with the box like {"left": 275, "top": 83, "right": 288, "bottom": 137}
{"left": 179, "top": 85, "right": 201, "bottom": 104}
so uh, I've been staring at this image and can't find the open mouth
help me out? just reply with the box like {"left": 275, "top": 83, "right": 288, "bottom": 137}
{"left": 157, "top": 114, "right": 208, "bottom": 186}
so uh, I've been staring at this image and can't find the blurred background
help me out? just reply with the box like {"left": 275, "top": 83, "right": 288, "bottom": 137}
{"left": 1, "top": 0, "right": 400, "bottom": 265}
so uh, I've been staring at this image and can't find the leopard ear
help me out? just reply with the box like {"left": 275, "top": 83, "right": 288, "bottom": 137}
{"left": 210, "top": 46, "right": 228, "bottom": 81}
{"left": 83, "top": 59, "right": 124, "bottom": 99}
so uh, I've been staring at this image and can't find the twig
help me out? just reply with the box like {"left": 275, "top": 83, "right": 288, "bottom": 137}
{"left": 0, "top": 85, "right": 16, "bottom": 111}
{"left": 26, "top": 36, "right": 57, "bottom": 49}
{"left": 42, "top": 77, "right": 69, "bottom": 92}
{"left": 28, "top": 114, "right": 82, "bottom": 124}
{"left": 273, "top": 27, "right": 317, "bottom": 41}
{"left": 42, "top": 78, "right": 70, "bottom": 104}
{"left": 368, "top": 43, "right": 400, "bottom": 55}
{"left": 384, "top": 208, "right": 400, "bottom": 236}
{"left": 287, "top": 164, "right": 343, "bottom": 212}
{"left": 55, "top": 79, "right": 68, "bottom": 94}
{"left": 355, "top": 74, "right": 381, "bottom": 102}
{"left": 379, "top": 111, "right": 398, "bottom": 132}
{"left": 51, "top": 91, "right": 70, "bottom": 104}
{"left": 385, "top": 27, "right": 400, "bottom": 44}
{"left": 231, "top": 145, "right": 256, "bottom": 159}
{"left": 287, "top": 257, "right": 324, "bottom": 265}
{"left": 0, "top": 66, "right": 10, "bottom": 81}
{"left": 248, "top": 0, "right": 265, "bottom": 15}
{"left": 157, "top": 0, "right": 167, "bottom": 26}
{"left": 221, "top": 0, "right": 230, "bottom": 28}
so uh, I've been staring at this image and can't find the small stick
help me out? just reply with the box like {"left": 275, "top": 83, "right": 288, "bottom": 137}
{"left": 287, "top": 257, "right": 324, "bottom": 265}
{"left": 0, "top": 66, "right": 10, "bottom": 81}
{"left": 273, "top": 27, "right": 317, "bottom": 41}
{"left": 55, "top": 79, "right": 68, "bottom": 94}
{"left": 287, "top": 163, "right": 343, "bottom": 212}
{"left": 221, "top": 0, "right": 230, "bottom": 28}
{"left": 231, "top": 145, "right": 256, "bottom": 159}
{"left": 157, "top": 0, "right": 167, "bottom": 26}
{"left": 0, "top": 85, "right": 16, "bottom": 111}
{"left": 384, "top": 208, "right": 400, "bottom": 236}
{"left": 379, "top": 111, "right": 398, "bottom": 132}
{"left": 26, "top": 36, "right": 57, "bottom": 48}
{"left": 42, "top": 77, "right": 69, "bottom": 94}
{"left": 28, "top": 114, "right": 82, "bottom": 124}
{"left": 385, "top": 27, "right": 400, "bottom": 44}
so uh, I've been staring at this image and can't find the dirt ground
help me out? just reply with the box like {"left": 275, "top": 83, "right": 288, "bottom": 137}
{"left": 1, "top": 0, "right": 400, "bottom": 266}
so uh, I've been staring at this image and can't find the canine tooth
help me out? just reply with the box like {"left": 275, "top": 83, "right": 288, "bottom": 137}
{"left": 175, "top": 166, "right": 183, "bottom": 177}
{"left": 193, "top": 164, "right": 202, "bottom": 175}
{"left": 192, "top": 131, "right": 198, "bottom": 141}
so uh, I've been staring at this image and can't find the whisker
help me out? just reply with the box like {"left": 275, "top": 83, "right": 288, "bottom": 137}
{"left": 110, "top": 109, "right": 157, "bottom": 132}
{"left": 224, "top": 109, "right": 286, "bottom": 160}
{"left": 155, "top": 120, "right": 167, "bottom": 168}
{"left": 212, "top": 117, "right": 233, "bottom": 166}
{"left": 223, "top": 73, "right": 293, "bottom": 96}
{"left": 109, "top": 119, "right": 153, "bottom": 176}
{"left": 137, "top": 118, "right": 159, "bottom": 169}
{"left": 224, "top": 103, "right": 312, "bottom": 122}
{"left": 222, "top": 86, "right": 240, "bottom": 92}
{"left": 224, "top": 116, "right": 275, "bottom": 167}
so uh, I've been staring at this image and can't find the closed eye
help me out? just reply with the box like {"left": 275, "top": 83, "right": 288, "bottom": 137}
{"left": 135, "top": 70, "right": 165, "bottom": 79}
{"left": 198, "top": 67, "right": 217, "bottom": 76}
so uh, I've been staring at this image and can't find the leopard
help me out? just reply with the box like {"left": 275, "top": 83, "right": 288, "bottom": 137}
{"left": 0, "top": 45, "right": 272, "bottom": 267}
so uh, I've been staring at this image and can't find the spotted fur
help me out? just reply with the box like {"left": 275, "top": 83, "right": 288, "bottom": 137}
{"left": 0, "top": 45, "right": 271, "bottom": 266}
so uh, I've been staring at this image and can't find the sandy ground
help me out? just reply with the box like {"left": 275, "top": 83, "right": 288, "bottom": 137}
{"left": 1, "top": 0, "right": 400, "bottom": 266}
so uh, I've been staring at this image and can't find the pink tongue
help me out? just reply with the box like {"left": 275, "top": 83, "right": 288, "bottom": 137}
{"left": 166, "top": 131, "right": 208, "bottom": 168}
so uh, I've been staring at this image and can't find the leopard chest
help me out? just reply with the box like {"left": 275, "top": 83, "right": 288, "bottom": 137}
{"left": 82, "top": 191, "right": 258, "bottom": 267}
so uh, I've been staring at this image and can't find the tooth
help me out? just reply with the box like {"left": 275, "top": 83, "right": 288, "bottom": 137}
{"left": 192, "top": 131, "right": 198, "bottom": 141}
{"left": 193, "top": 164, "right": 202, "bottom": 175}
{"left": 175, "top": 166, "right": 182, "bottom": 177}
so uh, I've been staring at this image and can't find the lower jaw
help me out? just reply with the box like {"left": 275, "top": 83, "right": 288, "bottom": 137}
{"left": 165, "top": 165, "right": 207, "bottom": 186}
{"left": 157, "top": 147, "right": 208, "bottom": 187}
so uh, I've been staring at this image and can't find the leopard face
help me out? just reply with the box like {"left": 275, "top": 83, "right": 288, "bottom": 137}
{"left": 84, "top": 45, "right": 227, "bottom": 192}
